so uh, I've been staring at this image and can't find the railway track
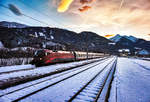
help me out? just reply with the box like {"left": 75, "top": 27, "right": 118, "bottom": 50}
{"left": 68, "top": 58, "right": 117, "bottom": 102}
{"left": 0, "top": 57, "right": 106, "bottom": 74}
{"left": 0, "top": 57, "right": 109, "bottom": 89}
{"left": 0, "top": 57, "right": 115, "bottom": 102}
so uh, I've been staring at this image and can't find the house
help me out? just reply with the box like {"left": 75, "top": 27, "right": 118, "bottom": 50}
{"left": 137, "top": 49, "right": 150, "bottom": 57}
{"left": 118, "top": 49, "right": 130, "bottom": 56}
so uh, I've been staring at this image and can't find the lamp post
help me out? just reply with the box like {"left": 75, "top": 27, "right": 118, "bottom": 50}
{"left": 84, "top": 33, "right": 89, "bottom": 59}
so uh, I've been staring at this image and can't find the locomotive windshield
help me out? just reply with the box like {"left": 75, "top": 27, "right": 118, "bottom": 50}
{"left": 34, "top": 50, "right": 46, "bottom": 57}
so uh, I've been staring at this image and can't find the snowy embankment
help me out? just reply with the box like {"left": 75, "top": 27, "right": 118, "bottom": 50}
{"left": 0, "top": 57, "right": 108, "bottom": 89}
{"left": 109, "top": 58, "right": 150, "bottom": 102}
{"left": 0, "top": 64, "right": 35, "bottom": 73}
{"left": 0, "top": 58, "right": 33, "bottom": 67}
{"left": 132, "top": 57, "right": 150, "bottom": 61}
{"left": 131, "top": 58, "right": 150, "bottom": 70}
{"left": 142, "top": 58, "right": 150, "bottom": 61}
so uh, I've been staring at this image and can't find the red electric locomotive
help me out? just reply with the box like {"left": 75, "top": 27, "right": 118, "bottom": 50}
{"left": 31, "top": 49, "right": 105, "bottom": 66}
{"left": 31, "top": 49, "right": 76, "bottom": 66}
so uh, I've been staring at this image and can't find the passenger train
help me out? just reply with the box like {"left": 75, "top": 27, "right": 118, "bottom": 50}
{"left": 31, "top": 49, "right": 107, "bottom": 66}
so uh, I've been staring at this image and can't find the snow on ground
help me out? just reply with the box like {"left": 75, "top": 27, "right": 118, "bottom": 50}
{"left": 73, "top": 59, "right": 116, "bottom": 102}
{"left": 97, "top": 60, "right": 116, "bottom": 102}
{"left": 0, "top": 59, "right": 113, "bottom": 102}
{"left": 0, "top": 64, "right": 35, "bottom": 73}
{"left": 0, "top": 41, "right": 4, "bottom": 48}
{"left": 39, "top": 32, "right": 45, "bottom": 37}
{"left": 131, "top": 58, "right": 150, "bottom": 70}
{"left": 1, "top": 57, "right": 149, "bottom": 102}
{"left": 141, "top": 58, "right": 150, "bottom": 61}
{"left": 109, "top": 57, "right": 150, "bottom": 102}
{"left": 0, "top": 58, "right": 107, "bottom": 82}
{"left": 18, "top": 58, "right": 114, "bottom": 102}
{"left": 0, "top": 60, "right": 106, "bottom": 97}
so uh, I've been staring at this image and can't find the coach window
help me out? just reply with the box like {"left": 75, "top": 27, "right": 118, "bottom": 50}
{"left": 46, "top": 52, "right": 51, "bottom": 56}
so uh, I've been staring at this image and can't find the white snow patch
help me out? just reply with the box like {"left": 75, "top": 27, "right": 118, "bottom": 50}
{"left": 0, "top": 41, "right": 4, "bottom": 48}
{"left": 35, "top": 32, "right": 38, "bottom": 37}
{"left": 50, "top": 35, "right": 54, "bottom": 39}
{"left": 39, "top": 32, "right": 45, "bottom": 37}
{"left": 46, "top": 41, "right": 58, "bottom": 46}
{"left": 0, "top": 64, "right": 35, "bottom": 73}
{"left": 91, "top": 43, "right": 95, "bottom": 47}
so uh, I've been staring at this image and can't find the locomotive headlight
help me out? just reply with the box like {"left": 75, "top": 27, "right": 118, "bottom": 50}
{"left": 40, "top": 58, "right": 42, "bottom": 60}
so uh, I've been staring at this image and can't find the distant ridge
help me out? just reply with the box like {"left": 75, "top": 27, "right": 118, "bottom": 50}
{"left": 0, "top": 22, "right": 111, "bottom": 53}
{"left": 0, "top": 21, "right": 29, "bottom": 28}
{"left": 110, "top": 34, "right": 138, "bottom": 43}
{"left": 0, "top": 21, "right": 149, "bottom": 54}
{"left": 110, "top": 34, "right": 150, "bottom": 52}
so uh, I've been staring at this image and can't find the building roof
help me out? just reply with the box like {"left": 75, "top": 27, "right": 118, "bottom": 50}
{"left": 138, "top": 49, "right": 150, "bottom": 55}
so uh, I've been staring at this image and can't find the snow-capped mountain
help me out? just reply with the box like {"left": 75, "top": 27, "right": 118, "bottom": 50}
{"left": 110, "top": 34, "right": 138, "bottom": 43}
{"left": 110, "top": 34, "right": 150, "bottom": 52}
{"left": 0, "top": 21, "right": 29, "bottom": 28}
{"left": 109, "top": 34, "right": 122, "bottom": 42}
{"left": 124, "top": 35, "right": 138, "bottom": 43}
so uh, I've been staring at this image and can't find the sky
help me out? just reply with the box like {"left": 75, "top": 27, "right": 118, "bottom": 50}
{"left": 0, "top": 0, "right": 150, "bottom": 40}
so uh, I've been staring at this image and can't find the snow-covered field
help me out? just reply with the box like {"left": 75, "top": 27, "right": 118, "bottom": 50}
{"left": 0, "top": 64, "right": 35, "bottom": 73}
{"left": 132, "top": 58, "right": 150, "bottom": 70}
{"left": 109, "top": 57, "right": 150, "bottom": 102}
{"left": 0, "top": 57, "right": 114, "bottom": 102}
{"left": 0, "top": 57, "right": 150, "bottom": 102}
{"left": 141, "top": 58, "right": 150, "bottom": 61}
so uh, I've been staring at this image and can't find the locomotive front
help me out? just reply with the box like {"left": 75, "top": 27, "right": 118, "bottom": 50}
{"left": 31, "top": 50, "right": 46, "bottom": 66}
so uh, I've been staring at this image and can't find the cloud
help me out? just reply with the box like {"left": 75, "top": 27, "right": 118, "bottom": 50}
{"left": 80, "top": 0, "right": 95, "bottom": 4}
{"left": 57, "top": 0, "right": 74, "bottom": 12}
{"left": 8, "top": 4, "right": 22, "bottom": 16}
{"left": 79, "top": 6, "right": 91, "bottom": 12}
{"left": 49, "top": 0, "right": 150, "bottom": 40}
{"left": 104, "top": 34, "right": 115, "bottom": 38}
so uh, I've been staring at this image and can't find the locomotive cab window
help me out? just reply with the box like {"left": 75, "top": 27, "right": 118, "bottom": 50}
{"left": 46, "top": 52, "right": 51, "bottom": 56}
{"left": 34, "top": 50, "right": 46, "bottom": 57}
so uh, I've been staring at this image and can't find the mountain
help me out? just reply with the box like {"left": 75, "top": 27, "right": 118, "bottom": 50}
{"left": 115, "top": 37, "right": 135, "bottom": 53}
{"left": 134, "top": 39, "right": 150, "bottom": 51}
{"left": 110, "top": 34, "right": 138, "bottom": 43}
{"left": 1, "top": 21, "right": 149, "bottom": 54}
{"left": 110, "top": 34, "right": 150, "bottom": 53}
{"left": 0, "top": 21, "right": 29, "bottom": 28}
{"left": 0, "top": 25, "right": 112, "bottom": 53}
{"left": 124, "top": 35, "right": 138, "bottom": 43}
{"left": 110, "top": 34, "right": 122, "bottom": 42}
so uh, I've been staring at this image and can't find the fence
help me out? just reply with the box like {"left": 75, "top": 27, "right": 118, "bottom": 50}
{"left": 0, "top": 58, "right": 33, "bottom": 66}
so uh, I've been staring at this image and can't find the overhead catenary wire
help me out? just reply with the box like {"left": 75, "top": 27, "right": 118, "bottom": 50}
{"left": 0, "top": 11, "right": 25, "bottom": 24}
{"left": 0, "top": 4, "right": 8, "bottom": 9}
{"left": 119, "top": 0, "right": 125, "bottom": 11}
{"left": 19, "top": 0, "right": 62, "bottom": 27}
{"left": 0, "top": 10, "right": 35, "bottom": 26}
{"left": 0, "top": 4, "right": 52, "bottom": 27}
